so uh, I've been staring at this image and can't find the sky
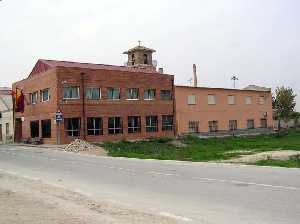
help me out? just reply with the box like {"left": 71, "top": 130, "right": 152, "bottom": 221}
{"left": 0, "top": 0, "right": 299, "bottom": 111}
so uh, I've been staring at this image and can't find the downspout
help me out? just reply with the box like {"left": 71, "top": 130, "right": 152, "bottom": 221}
{"left": 81, "top": 73, "right": 86, "bottom": 140}
{"left": 171, "top": 76, "right": 176, "bottom": 137}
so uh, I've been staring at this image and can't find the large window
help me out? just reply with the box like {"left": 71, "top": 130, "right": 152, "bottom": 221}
{"left": 188, "top": 95, "right": 196, "bottom": 105}
{"left": 161, "top": 90, "right": 172, "bottom": 100}
{"left": 41, "top": 120, "right": 51, "bottom": 138}
{"left": 127, "top": 88, "right": 139, "bottom": 100}
{"left": 229, "top": 120, "right": 238, "bottom": 131}
{"left": 128, "top": 116, "right": 141, "bottom": 133}
{"left": 87, "top": 117, "right": 103, "bottom": 136}
{"left": 260, "top": 119, "right": 268, "bottom": 128}
{"left": 30, "top": 121, "right": 39, "bottom": 138}
{"left": 208, "top": 121, "right": 218, "bottom": 132}
{"left": 63, "top": 87, "right": 80, "bottom": 99}
{"left": 162, "top": 115, "right": 173, "bottom": 131}
{"left": 108, "top": 117, "right": 123, "bottom": 134}
{"left": 146, "top": 116, "right": 158, "bottom": 132}
{"left": 189, "top": 121, "right": 199, "bottom": 133}
{"left": 40, "top": 89, "right": 50, "bottom": 102}
{"left": 86, "top": 88, "right": 101, "bottom": 100}
{"left": 208, "top": 95, "right": 216, "bottom": 105}
{"left": 65, "top": 118, "right": 80, "bottom": 137}
{"left": 228, "top": 95, "right": 236, "bottom": 105}
{"left": 30, "top": 91, "right": 38, "bottom": 104}
{"left": 108, "top": 88, "right": 120, "bottom": 100}
{"left": 144, "top": 89, "right": 156, "bottom": 100}
{"left": 247, "top": 119, "right": 255, "bottom": 129}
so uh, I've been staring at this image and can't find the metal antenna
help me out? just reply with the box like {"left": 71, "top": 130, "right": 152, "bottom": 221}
{"left": 138, "top": 40, "right": 141, "bottom": 46}
{"left": 231, "top": 75, "right": 239, "bottom": 88}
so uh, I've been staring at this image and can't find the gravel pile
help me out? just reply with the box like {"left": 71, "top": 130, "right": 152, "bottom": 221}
{"left": 64, "top": 139, "right": 97, "bottom": 153}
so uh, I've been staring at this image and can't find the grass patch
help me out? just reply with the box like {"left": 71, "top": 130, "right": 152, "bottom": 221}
{"left": 253, "top": 155, "right": 300, "bottom": 168}
{"left": 99, "top": 129, "right": 300, "bottom": 162}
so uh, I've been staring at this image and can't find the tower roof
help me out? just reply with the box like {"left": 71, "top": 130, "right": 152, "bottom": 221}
{"left": 123, "top": 45, "right": 156, "bottom": 54}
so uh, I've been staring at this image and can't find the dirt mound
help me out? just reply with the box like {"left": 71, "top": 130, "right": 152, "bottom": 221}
{"left": 64, "top": 139, "right": 99, "bottom": 153}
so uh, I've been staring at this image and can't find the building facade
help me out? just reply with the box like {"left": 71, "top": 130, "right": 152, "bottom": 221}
{"left": 13, "top": 46, "right": 175, "bottom": 144}
{"left": 0, "top": 88, "right": 14, "bottom": 144}
{"left": 175, "top": 86, "right": 273, "bottom": 135}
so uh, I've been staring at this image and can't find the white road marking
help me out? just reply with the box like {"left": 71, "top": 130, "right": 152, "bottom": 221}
{"left": 159, "top": 212, "right": 193, "bottom": 222}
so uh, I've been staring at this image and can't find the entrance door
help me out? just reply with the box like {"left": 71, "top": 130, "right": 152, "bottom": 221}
{"left": 15, "top": 119, "right": 22, "bottom": 143}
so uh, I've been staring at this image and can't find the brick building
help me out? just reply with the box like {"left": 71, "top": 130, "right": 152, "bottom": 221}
{"left": 13, "top": 45, "right": 175, "bottom": 144}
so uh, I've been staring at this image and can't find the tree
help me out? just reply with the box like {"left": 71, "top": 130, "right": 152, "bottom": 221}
{"left": 273, "top": 86, "right": 297, "bottom": 128}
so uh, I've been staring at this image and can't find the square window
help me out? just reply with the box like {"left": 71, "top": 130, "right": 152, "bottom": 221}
{"left": 208, "top": 121, "right": 218, "bottom": 132}
{"left": 247, "top": 119, "right": 255, "bottom": 129}
{"left": 128, "top": 116, "right": 141, "bottom": 133}
{"left": 229, "top": 120, "right": 238, "bottom": 131}
{"left": 162, "top": 115, "right": 173, "bottom": 131}
{"left": 259, "top": 96, "right": 266, "bottom": 105}
{"left": 189, "top": 121, "right": 199, "bottom": 133}
{"left": 144, "top": 89, "right": 156, "bottom": 100}
{"left": 108, "top": 117, "right": 123, "bottom": 134}
{"left": 108, "top": 88, "right": 120, "bottom": 100}
{"left": 127, "top": 88, "right": 139, "bottom": 100}
{"left": 228, "top": 95, "right": 236, "bottom": 105}
{"left": 63, "top": 87, "right": 80, "bottom": 99}
{"left": 245, "top": 96, "right": 252, "bottom": 105}
{"left": 208, "top": 95, "right": 216, "bottom": 105}
{"left": 161, "top": 90, "right": 172, "bottom": 100}
{"left": 187, "top": 95, "right": 196, "bottom": 105}
{"left": 86, "top": 88, "right": 101, "bottom": 100}
{"left": 87, "top": 117, "right": 103, "bottom": 135}
{"left": 65, "top": 118, "right": 80, "bottom": 137}
{"left": 146, "top": 116, "right": 158, "bottom": 132}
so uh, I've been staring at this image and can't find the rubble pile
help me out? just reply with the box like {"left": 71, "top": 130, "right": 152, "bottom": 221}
{"left": 64, "top": 139, "right": 98, "bottom": 153}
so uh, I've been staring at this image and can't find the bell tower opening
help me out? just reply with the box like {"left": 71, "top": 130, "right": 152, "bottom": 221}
{"left": 123, "top": 42, "right": 156, "bottom": 68}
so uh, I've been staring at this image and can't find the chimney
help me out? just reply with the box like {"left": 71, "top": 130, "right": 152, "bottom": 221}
{"left": 158, "top": 68, "right": 164, "bottom": 74}
{"left": 193, "top": 64, "right": 198, "bottom": 87}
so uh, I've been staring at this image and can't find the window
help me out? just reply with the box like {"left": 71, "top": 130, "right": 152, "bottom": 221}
{"left": 40, "top": 89, "right": 50, "bottom": 102}
{"left": 161, "top": 90, "right": 172, "bottom": 100}
{"left": 189, "top": 121, "right": 199, "bottom": 133}
{"left": 65, "top": 118, "right": 80, "bottom": 137}
{"left": 260, "top": 119, "right": 267, "bottom": 128}
{"left": 162, "top": 115, "right": 173, "bottom": 131}
{"left": 127, "top": 88, "right": 139, "bottom": 100}
{"left": 86, "top": 88, "right": 101, "bottom": 100}
{"left": 187, "top": 95, "right": 196, "bottom": 105}
{"left": 30, "top": 91, "right": 38, "bottom": 104}
{"left": 247, "top": 119, "right": 255, "bottom": 129}
{"left": 146, "top": 116, "right": 158, "bottom": 132}
{"left": 87, "top": 118, "right": 103, "bottom": 136}
{"left": 108, "top": 88, "right": 120, "bottom": 100}
{"left": 259, "top": 96, "right": 266, "bottom": 105}
{"left": 208, "top": 121, "right": 218, "bottom": 132}
{"left": 108, "top": 117, "right": 123, "bottom": 134}
{"left": 30, "top": 121, "right": 39, "bottom": 138}
{"left": 144, "top": 54, "right": 148, "bottom": 64}
{"left": 229, "top": 120, "right": 238, "bottom": 131}
{"left": 228, "top": 95, "right": 236, "bottom": 105}
{"left": 245, "top": 96, "right": 252, "bottom": 105}
{"left": 63, "top": 87, "right": 80, "bottom": 99}
{"left": 41, "top": 120, "right": 51, "bottom": 138}
{"left": 128, "top": 116, "right": 141, "bottom": 133}
{"left": 208, "top": 95, "right": 216, "bottom": 105}
{"left": 144, "top": 89, "right": 156, "bottom": 100}
{"left": 5, "top": 123, "right": 9, "bottom": 135}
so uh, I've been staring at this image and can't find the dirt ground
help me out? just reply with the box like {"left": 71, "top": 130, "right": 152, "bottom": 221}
{"left": 0, "top": 171, "right": 176, "bottom": 224}
{"left": 223, "top": 150, "right": 300, "bottom": 164}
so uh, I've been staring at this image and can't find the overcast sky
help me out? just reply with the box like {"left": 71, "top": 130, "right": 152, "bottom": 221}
{"left": 0, "top": 0, "right": 299, "bottom": 110}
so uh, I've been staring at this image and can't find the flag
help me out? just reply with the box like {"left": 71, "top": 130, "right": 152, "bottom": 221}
{"left": 14, "top": 88, "right": 25, "bottom": 113}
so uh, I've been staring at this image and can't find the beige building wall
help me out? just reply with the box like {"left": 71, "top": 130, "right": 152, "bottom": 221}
{"left": 175, "top": 86, "right": 273, "bottom": 134}
{"left": 0, "top": 89, "right": 14, "bottom": 144}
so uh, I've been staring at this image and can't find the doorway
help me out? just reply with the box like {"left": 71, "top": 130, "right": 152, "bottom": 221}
{"left": 15, "top": 118, "right": 22, "bottom": 143}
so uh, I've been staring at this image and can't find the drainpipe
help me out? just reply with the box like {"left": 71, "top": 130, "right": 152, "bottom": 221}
{"left": 81, "top": 73, "right": 86, "bottom": 140}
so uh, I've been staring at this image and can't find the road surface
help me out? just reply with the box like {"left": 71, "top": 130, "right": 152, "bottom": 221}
{"left": 0, "top": 144, "right": 300, "bottom": 223}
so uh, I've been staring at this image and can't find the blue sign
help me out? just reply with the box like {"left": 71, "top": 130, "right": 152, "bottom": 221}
{"left": 55, "top": 112, "right": 63, "bottom": 122}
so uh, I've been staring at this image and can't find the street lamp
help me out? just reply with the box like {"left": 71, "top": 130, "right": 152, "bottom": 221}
{"left": 231, "top": 75, "right": 239, "bottom": 89}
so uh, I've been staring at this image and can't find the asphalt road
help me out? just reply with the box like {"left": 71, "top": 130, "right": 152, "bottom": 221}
{"left": 0, "top": 144, "right": 300, "bottom": 224}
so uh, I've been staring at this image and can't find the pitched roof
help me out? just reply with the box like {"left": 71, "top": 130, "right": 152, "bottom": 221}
{"left": 123, "top": 45, "right": 156, "bottom": 54}
{"left": 29, "top": 59, "right": 158, "bottom": 77}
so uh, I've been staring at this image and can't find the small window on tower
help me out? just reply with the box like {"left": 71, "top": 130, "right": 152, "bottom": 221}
{"left": 132, "top": 54, "right": 135, "bottom": 65}
{"left": 144, "top": 54, "right": 148, "bottom": 64}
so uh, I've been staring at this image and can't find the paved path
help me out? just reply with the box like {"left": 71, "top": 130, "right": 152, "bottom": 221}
{"left": 0, "top": 144, "right": 300, "bottom": 223}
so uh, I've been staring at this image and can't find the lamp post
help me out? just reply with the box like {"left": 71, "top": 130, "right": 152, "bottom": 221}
{"left": 231, "top": 75, "right": 239, "bottom": 89}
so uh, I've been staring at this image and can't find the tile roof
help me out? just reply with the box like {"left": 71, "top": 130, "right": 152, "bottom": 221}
{"left": 29, "top": 59, "right": 158, "bottom": 77}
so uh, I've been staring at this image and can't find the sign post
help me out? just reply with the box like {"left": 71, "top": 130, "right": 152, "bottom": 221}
{"left": 55, "top": 111, "right": 63, "bottom": 145}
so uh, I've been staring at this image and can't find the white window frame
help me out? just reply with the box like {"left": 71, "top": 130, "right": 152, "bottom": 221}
{"left": 108, "top": 88, "right": 121, "bottom": 100}
{"left": 31, "top": 91, "right": 38, "bottom": 104}
{"left": 146, "top": 116, "right": 158, "bottom": 132}
{"left": 187, "top": 95, "right": 196, "bottom": 105}
{"left": 144, "top": 89, "right": 156, "bottom": 101}
{"left": 208, "top": 94, "right": 216, "bottom": 105}
{"left": 126, "top": 88, "right": 139, "bottom": 100}
{"left": 128, "top": 116, "right": 141, "bottom": 133}
{"left": 87, "top": 117, "right": 103, "bottom": 136}
{"left": 41, "top": 88, "right": 50, "bottom": 102}
{"left": 86, "top": 87, "right": 101, "bottom": 100}
{"left": 108, "top": 117, "right": 123, "bottom": 134}
{"left": 63, "top": 87, "right": 80, "bottom": 100}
